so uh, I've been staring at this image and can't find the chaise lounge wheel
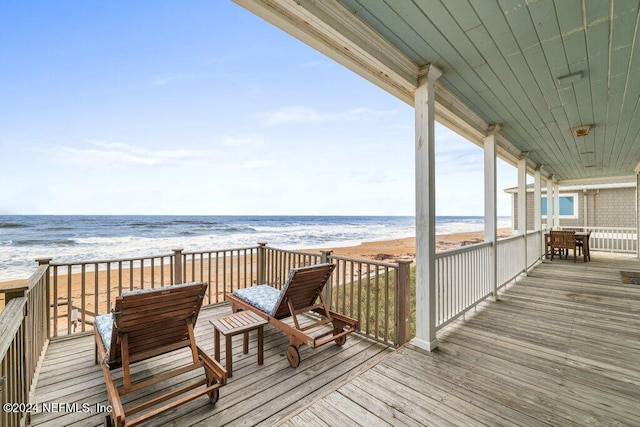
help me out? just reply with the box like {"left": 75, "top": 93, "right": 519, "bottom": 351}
{"left": 286, "top": 345, "right": 300, "bottom": 368}
{"left": 208, "top": 388, "right": 219, "bottom": 404}
{"left": 334, "top": 334, "right": 346, "bottom": 346}
{"left": 206, "top": 377, "right": 220, "bottom": 404}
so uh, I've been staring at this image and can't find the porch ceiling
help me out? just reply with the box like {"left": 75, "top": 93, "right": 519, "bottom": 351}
{"left": 235, "top": 0, "right": 640, "bottom": 182}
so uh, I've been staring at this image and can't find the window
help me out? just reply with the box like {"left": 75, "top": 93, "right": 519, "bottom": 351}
{"left": 541, "top": 193, "right": 578, "bottom": 219}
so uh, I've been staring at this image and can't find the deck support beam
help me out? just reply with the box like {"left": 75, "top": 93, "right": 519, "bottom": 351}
{"left": 484, "top": 125, "right": 499, "bottom": 301}
{"left": 412, "top": 64, "right": 441, "bottom": 352}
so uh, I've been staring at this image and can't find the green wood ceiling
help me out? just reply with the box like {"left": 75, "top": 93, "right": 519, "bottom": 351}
{"left": 337, "top": 0, "right": 640, "bottom": 181}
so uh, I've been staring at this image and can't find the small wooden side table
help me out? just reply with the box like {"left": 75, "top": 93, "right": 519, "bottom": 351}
{"left": 210, "top": 311, "right": 268, "bottom": 378}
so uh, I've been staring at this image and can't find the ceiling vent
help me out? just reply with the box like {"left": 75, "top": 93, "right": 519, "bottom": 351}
{"left": 571, "top": 124, "right": 592, "bottom": 137}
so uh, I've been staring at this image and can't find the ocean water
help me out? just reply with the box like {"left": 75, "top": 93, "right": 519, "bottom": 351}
{"left": 0, "top": 215, "right": 511, "bottom": 281}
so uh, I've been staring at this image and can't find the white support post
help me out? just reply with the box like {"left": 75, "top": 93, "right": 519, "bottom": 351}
{"left": 518, "top": 153, "right": 528, "bottom": 274}
{"left": 534, "top": 166, "right": 542, "bottom": 262}
{"left": 636, "top": 173, "right": 640, "bottom": 260}
{"left": 553, "top": 180, "right": 560, "bottom": 228}
{"left": 412, "top": 64, "right": 441, "bottom": 352}
{"left": 484, "top": 125, "right": 499, "bottom": 301}
{"left": 547, "top": 175, "right": 555, "bottom": 229}
{"left": 533, "top": 166, "right": 542, "bottom": 231}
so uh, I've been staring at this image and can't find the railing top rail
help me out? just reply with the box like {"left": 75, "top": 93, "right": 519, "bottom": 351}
{"left": 263, "top": 247, "right": 323, "bottom": 257}
{"left": 0, "top": 297, "right": 27, "bottom": 360}
{"left": 559, "top": 226, "right": 637, "bottom": 231}
{"left": 327, "top": 254, "right": 408, "bottom": 268}
{"left": 50, "top": 253, "right": 176, "bottom": 267}
{"left": 0, "top": 264, "right": 48, "bottom": 295}
{"left": 435, "top": 241, "right": 492, "bottom": 258}
{"left": 497, "top": 234, "right": 525, "bottom": 243}
{"left": 182, "top": 245, "right": 261, "bottom": 256}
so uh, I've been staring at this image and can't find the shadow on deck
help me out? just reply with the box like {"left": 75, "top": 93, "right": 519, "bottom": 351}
{"left": 31, "top": 253, "right": 640, "bottom": 426}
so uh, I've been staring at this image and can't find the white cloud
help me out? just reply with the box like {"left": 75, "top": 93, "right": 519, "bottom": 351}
{"left": 151, "top": 73, "right": 197, "bottom": 86}
{"left": 40, "top": 141, "right": 218, "bottom": 167}
{"left": 255, "top": 106, "right": 397, "bottom": 126}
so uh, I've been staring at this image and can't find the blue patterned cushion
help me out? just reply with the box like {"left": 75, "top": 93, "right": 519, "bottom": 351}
{"left": 95, "top": 313, "right": 114, "bottom": 355}
{"left": 233, "top": 285, "right": 282, "bottom": 315}
{"left": 280, "top": 268, "right": 297, "bottom": 293}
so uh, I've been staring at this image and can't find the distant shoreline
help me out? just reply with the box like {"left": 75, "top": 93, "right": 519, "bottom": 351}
{"left": 0, "top": 227, "right": 512, "bottom": 288}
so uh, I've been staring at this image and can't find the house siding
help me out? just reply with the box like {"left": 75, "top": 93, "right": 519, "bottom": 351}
{"left": 512, "top": 187, "right": 636, "bottom": 231}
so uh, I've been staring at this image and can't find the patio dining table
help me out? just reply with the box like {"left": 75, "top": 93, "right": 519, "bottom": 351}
{"left": 545, "top": 231, "right": 591, "bottom": 262}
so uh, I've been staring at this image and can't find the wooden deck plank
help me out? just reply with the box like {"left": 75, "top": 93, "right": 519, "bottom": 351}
{"left": 29, "top": 254, "right": 640, "bottom": 426}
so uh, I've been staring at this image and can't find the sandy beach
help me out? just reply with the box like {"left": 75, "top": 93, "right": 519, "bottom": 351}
{"left": 0, "top": 228, "right": 512, "bottom": 319}
{"left": 321, "top": 227, "right": 512, "bottom": 262}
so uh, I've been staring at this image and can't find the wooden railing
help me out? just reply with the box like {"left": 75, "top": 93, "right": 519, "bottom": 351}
{"left": 434, "top": 242, "right": 492, "bottom": 329}
{"left": 0, "top": 260, "right": 50, "bottom": 427}
{"left": 180, "top": 246, "right": 261, "bottom": 304}
{"left": 48, "top": 253, "right": 176, "bottom": 336}
{"left": 29, "top": 244, "right": 411, "bottom": 347}
{"left": 433, "top": 230, "right": 546, "bottom": 331}
{"left": 526, "top": 229, "right": 544, "bottom": 269}
{"left": 559, "top": 226, "right": 637, "bottom": 253}
{"left": 496, "top": 234, "right": 526, "bottom": 289}
{"left": 324, "top": 254, "right": 411, "bottom": 346}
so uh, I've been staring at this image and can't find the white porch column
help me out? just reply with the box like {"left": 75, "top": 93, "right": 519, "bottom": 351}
{"left": 533, "top": 166, "right": 542, "bottom": 231}
{"left": 517, "top": 153, "right": 528, "bottom": 235}
{"left": 518, "top": 153, "right": 528, "bottom": 274}
{"left": 533, "top": 166, "right": 542, "bottom": 262}
{"left": 553, "top": 180, "right": 560, "bottom": 227}
{"left": 484, "top": 125, "right": 499, "bottom": 301}
{"left": 636, "top": 172, "right": 640, "bottom": 260}
{"left": 547, "top": 175, "right": 555, "bottom": 229}
{"left": 412, "top": 64, "right": 441, "bottom": 352}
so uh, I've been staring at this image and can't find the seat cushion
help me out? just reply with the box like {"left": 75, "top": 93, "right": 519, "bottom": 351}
{"left": 95, "top": 313, "right": 114, "bottom": 355}
{"left": 232, "top": 285, "right": 282, "bottom": 315}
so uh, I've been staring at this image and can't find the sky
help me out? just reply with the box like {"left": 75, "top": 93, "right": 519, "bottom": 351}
{"left": 0, "top": 1, "right": 519, "bottom": 216}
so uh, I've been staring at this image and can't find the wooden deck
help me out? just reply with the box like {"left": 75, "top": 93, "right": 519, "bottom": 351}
{"left": 31, "top": 254, "right": 640, "bottom": 426}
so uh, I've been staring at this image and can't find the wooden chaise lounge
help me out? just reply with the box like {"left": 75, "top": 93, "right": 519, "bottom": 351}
{"left": 94, "top": 282, "right": 226, "bottom": 427}
{"left": 226, "top": 263, "right": 358, "bottom": 368}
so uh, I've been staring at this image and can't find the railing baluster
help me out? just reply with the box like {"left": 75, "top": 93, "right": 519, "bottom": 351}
{"left": 81, "top": 264, "right": 86, "bottom": 332}
{"left": 67, "top": 265, "right": 72, "bottom": 335}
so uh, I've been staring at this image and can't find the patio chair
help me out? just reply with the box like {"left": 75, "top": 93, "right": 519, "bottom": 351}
{"left": 576, "top": 230, "right": 592, "bottom": 261}
{"left": 94, "top": 282, "right": 226, "bottom": 427}
{"left": 549, "top": 230, "right": 577, "bottom": 262}
{"left": 227, "top": 263, "right": 358, "bottom": 368}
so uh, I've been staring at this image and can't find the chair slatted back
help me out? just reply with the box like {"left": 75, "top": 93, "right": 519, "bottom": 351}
{"left": 550, "top": 230, "right": 576, "bottom": 250}
{"left": 109, "top": 283, "right": 207, "bottom": 365}
{"left": 272, "top": 264, "right": 335, "bottom": 319}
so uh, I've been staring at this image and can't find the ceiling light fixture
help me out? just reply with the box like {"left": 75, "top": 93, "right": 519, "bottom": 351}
{"left": 571, "top": 124, "right": 592, "bottom": 137}
{"left": 556, "top": 71, "right": 583, "bottom": 86}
